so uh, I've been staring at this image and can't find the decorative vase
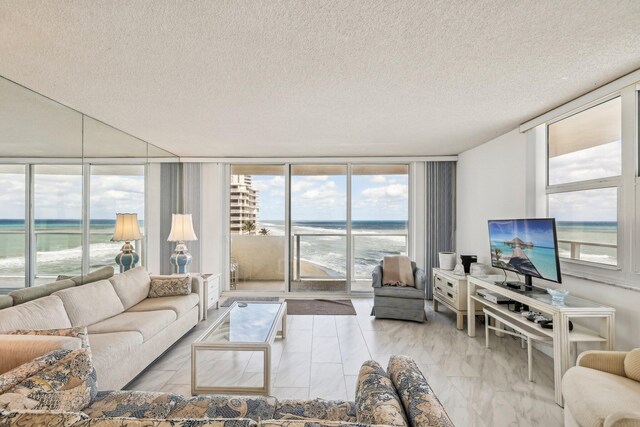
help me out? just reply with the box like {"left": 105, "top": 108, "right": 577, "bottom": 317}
{"left": 438, "top": 252, "right": 456, "bottom": 270}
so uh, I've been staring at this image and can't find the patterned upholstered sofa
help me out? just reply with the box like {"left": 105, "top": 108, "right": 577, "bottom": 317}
{"left": 0, "top": 344, "right": 454, "bottom": 427}
{"left": 0, "top": 267, "right": 205, "bottom": 391}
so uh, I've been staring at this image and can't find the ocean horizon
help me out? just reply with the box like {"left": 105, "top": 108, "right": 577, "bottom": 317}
{"left": 0, "top": 219, "right": 617, "bottom": 280}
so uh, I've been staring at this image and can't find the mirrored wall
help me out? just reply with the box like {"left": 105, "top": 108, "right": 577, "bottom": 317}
{"left": 0, "top": 75, "right": 178, "bottom": 289}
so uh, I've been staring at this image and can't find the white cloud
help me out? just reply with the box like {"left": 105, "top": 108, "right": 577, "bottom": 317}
{"left": 549, "top": 141, "right": 621, "bottom": 185}
{"left": 369, "top": 176, "right": 386, "bottom": 184}
{"left": 361, "top": 184, "right": 408, "bottom": 200}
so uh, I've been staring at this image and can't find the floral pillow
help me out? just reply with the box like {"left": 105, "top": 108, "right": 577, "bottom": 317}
{"left": 148, "top": 276, "right": 191, "bottom": 298}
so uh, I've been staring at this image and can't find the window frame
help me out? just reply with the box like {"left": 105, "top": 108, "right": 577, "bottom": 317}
{"left": 544, "top": 94, "right": 623, "bottom": 270}
{"left": 534, "top": 85, "right": 639, "bottom": 289}
{"left": 0, "top": 161, "right": 147, "bottom": 289}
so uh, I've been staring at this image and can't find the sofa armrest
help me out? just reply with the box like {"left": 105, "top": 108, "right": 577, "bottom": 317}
{"left": 605, "top": 411, "right": 640, "bottom": 427}
{"left": 0, "top": 335, "right": 82, "bottom": 374}
{"left": 191, "top": 275, "right": 205, "bottom": 321}
{"left": 414, "top": 268, "right": 426, "bottom": 291}
{"left": 372, "top": 265, "right": 383, "bottom": 288}
{"left": 577, "top": 350, "right": 628, "bottom": 377}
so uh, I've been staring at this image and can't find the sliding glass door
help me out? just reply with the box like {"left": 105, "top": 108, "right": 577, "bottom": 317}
{"left": 351, "top": 165, "right": 409, "bottom": 291}
{"left": 227, "top": 163, "right": 409, "bottom": 293}
{"left": 290, "top": 165, "right": 347, "bottom": 292}
{"left": 229, "top": 165, "right": 286, "bottom": 292}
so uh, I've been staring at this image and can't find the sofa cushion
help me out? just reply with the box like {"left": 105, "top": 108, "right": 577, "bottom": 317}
{"left": 128, "top": 294, "right": 199, "bottom": 318}
{"left": 0, "top": 296, "right": 71, "bottom": 334}
{"left": 387, "top": 356, "right": 454, "bottom": 427}
{"left": 53, "top": 280, "right": 125, "bottom": 327}
{"left": 355, "top": 360, "right": 407, "bottom": 427}
{"left": 0, "top": 348, "right": 97, "bottom": 412}
{"left": 0, "top": 410, "right": 89, "bottom": 426}
{"left": 148, "top": 276, "right": 192, "bottom": 298}
{"left": 0, "top": 349, "right": 71, "bottom": 394}
{"left": 109, "top": 267, "right": 151, "bottom": 310}
{"left": 87, "top": 311, "right": 176, "bottom": 342}
{"left": 562, "top": 366, "right": 640, "bottom": 427}
{"left": 71, "top": 266, "right": 115, "bottom": 286}
{"left": 0, "top": 295, "right": 13, "bottom": 309}
{"left": 73, "top": 417, "right": 258, "bottom": 427}
{"left": 88, "top": 332, "right": 143, "bottom": 377}
{"left": 373, "top": 286, "right": 425, "bottom": 299}
{"left": 624, "top": 348, "right": 640, "bottom": 382}
{"left": 274, "top": 399, "right": 356, "bottom": 422}
{"left": 83, "top": 391, "right": 185, "bottom": 419}
{"left": 168, "top": 395, "right": 277, "bottom": 421}
{"left": 9, "top": 279, "right": 75, "bottom": 306}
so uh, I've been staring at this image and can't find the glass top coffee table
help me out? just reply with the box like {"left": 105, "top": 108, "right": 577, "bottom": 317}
{"left": 191, "top": 301, "right": 287, "bottom": 395}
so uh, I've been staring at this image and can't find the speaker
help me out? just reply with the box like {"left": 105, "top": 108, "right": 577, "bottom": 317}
{"left": 460, "top": 255, "right": 477, "bottom": 273}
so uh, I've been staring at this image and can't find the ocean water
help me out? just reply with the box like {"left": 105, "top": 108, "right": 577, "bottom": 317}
{"left": 0, "top": 219, "right": 139, "bottom": 277}
{"left": 253, "top": 220, "right": 408, "bottom": 279}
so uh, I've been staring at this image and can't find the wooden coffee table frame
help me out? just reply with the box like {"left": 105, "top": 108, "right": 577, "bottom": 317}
{"left": 191, "top": 301, "right": 287, "bottom": 395}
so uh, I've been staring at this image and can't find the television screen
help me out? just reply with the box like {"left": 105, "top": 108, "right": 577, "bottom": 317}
{"left": 488, "top": 218, "right": 562, "bottom": 284}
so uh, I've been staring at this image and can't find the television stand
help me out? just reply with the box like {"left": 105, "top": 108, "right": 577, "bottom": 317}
{"left": 467, "top": 275, "right": 615, "bottom": 406}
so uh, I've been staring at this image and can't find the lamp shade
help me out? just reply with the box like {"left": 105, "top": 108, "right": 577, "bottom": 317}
{"left": 167, "top": 214, "right": 198, "bottom": 242}
{"left": 111, "top": 213, "right": 143, "bottom": 242}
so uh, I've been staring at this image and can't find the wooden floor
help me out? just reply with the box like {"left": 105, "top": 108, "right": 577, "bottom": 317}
{"left": 126, "top": 298, "right": 564, "bottom": 427}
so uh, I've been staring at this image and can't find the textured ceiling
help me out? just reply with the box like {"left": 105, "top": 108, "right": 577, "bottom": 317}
{"left": 1, "top": 0, "right": 639, "bottom": 158}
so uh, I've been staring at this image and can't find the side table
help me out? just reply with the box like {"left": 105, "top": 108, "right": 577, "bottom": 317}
{"left": 201, "top": 273, "right": 222, "bottom": 320}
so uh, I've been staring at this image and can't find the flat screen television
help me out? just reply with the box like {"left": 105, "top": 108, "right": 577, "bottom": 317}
{"left": 488, "top": 218, "right": 562, "bottom": 290}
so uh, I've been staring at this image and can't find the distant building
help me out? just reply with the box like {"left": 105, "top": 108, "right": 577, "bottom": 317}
{"left": 230, "top": 175, "right": 258, "bottom": 233}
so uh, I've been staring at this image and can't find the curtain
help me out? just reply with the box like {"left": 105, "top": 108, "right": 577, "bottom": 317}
{"left": 159, "top": 163, "right": 182, "bottom": 275}
{"left": 182, "top": 163, "right": 202, "bottom": 273}
{"left": 425, "top": 161, "right": 456, "bottom": 300}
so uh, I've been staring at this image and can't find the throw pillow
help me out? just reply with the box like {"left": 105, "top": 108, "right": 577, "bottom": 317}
{"left": 9, "top": 327, "right": 90, "bottom": 349}
{"left": 148, "top": 276, "right": 191, "bottom": 298}
{"left": 0, "top": 348, "right": 97, "bottom": 413}
{"left": 355, "top": 360, "right": 408, "bottom": 427}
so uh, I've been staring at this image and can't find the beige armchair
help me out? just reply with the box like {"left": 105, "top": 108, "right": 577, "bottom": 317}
{"left": 562, "top": 349, "right": 640, "bottom": 427}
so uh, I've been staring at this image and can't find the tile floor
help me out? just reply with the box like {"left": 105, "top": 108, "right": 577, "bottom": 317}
{"left": 126, "top": 298, "right": 564, "bottom": 427}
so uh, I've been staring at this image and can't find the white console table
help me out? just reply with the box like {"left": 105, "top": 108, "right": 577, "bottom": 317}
{"left": 467, "top": 275, "right": 615, "bottom": 406}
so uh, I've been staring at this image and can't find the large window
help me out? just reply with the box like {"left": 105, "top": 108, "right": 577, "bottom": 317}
{"left": 0, "top": 165, "right": 26, "bottom": 289}
{"left": 546, "top": 97, "right": 621, "bottom": 266}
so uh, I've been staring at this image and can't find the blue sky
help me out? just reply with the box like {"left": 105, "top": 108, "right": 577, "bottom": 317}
{"left": 251, "top": 173, "right": 409, "bottom": 221}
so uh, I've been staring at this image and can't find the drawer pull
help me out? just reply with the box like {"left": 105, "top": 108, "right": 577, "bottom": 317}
{"left": 436, "top": 276, "right": 442, "bottom": 281}
{"left": 447, "top": 282, "right": 454, "bottom": 288}
{"left": 447, "top": 292, "right": 453, "bottom": 298}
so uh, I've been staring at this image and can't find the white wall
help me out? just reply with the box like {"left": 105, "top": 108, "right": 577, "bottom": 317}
{"left": 456, "top": 129, "right": 528, "bottom": 261}
{"left": 456, "top": 128, "right": 640, "bottom": 350}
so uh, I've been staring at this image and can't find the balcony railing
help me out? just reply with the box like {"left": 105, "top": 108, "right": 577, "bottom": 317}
{"left": 292, "top": 232, "right": 408, "bottom": 281}
{"left": 557, "top": 239, "right": 617, "bottom": 265}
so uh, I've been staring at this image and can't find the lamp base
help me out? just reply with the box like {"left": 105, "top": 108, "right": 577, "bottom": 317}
{"left": 115, "top": 242, "right": 139, "bottom": 273}
{"left": 170, "top": 241, "right": 192, "bottom": 274}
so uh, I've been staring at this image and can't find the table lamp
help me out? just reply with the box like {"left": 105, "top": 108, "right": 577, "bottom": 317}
{"left": 167, "top": 213, "right": 198, "bottom": 274}
{"left": 111, "top": 213, "right": 143, "bottom": 273}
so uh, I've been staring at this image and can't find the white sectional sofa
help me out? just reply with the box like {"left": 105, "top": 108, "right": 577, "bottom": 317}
{"left": 0, "top": 267, "right": 204, "bottom": 390}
